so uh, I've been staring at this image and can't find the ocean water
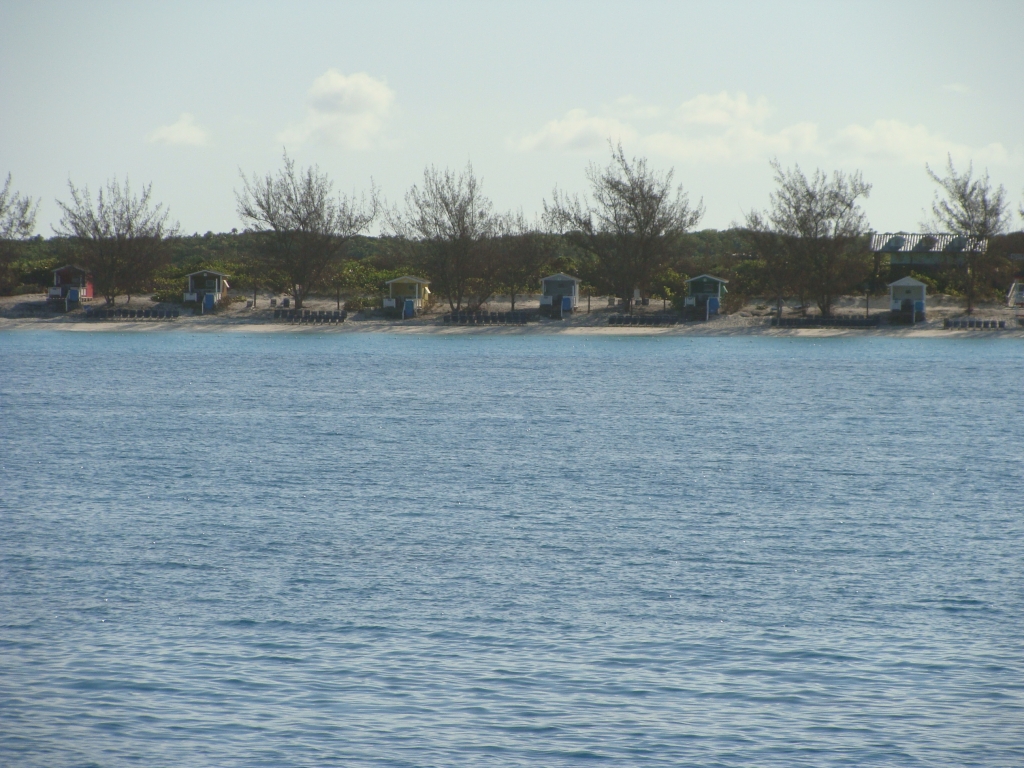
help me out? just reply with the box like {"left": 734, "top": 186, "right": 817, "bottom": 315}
{"left": 1, "top": 329, "right": 1023, "bottom": 767}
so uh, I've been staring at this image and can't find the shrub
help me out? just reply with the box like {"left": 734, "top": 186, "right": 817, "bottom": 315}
{"left": 344, "top": 296, "right": 371, "bottom": 311}
{"left": 721, "top": 293, "right": 746, "bottom": 314}
{"left": 150, "top": 290, "right": 182, "bottom": 304}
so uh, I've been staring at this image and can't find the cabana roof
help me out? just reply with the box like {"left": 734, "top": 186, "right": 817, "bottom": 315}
{"left": 186, "top": 269, "right": 229, "bottom": 278}
{"left": 386, "top": 275, "right": 430, "bottom": 285}
{"left": 888, "top": 276, "right": 928, "bottom": 288}
{"left": 541, "top": 272, "right": 581, "bottom": 283}
{"left": 685, "top": 273, "right": 729, "bottom": 284}
{"left": 870, "top": 233, "right": 987, "bottom": 254}
{"left": 53, "top": 264, "right": 89, "bottom": 275}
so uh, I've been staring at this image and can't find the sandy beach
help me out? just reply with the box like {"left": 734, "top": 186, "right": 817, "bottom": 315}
{"left": 3, "top": 292, "right": 1022, "bottom": 337}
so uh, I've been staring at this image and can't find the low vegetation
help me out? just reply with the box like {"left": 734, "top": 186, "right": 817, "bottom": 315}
{"left": 2, "top": 151, "right": 1021, "bottom": 311}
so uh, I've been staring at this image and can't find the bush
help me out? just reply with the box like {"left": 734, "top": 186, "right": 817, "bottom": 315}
{"left": 344, "top": 296, "right": 372, "bottom": 311}
{"left": 721, "top": 293, "right": 746, "bottom": 314}
{"left": 908, "top": 271, "right": 940, "bottom": 291}
{"left": 150, "top": 290, "right": 182, "bottom": 304}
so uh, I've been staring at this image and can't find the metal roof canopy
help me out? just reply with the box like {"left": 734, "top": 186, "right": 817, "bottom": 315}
{"left": 869, "top": 233, "right": 987, "bottom": 254}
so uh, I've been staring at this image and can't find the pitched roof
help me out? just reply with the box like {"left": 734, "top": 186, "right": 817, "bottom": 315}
{"left": 186, "top": 269, "right": 229, "bottom": 278}
{"left": 386, "top": 275, "right": 430, "bottom": 285}
{"left": 888, "top": 276, "right": 928, "bottom": 287}
{"left": 685, "top": 273, "right": 729, "bottom": 284}
{"left": 540, "top": 272, "right": 581, "bottom": 282}
{"left": 53, "top": 264, "right": 89, "bottom": 274}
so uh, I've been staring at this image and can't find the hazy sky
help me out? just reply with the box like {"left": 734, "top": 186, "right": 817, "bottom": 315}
{"left": 2, "top": 0, "right": 1022, "bottom": 236}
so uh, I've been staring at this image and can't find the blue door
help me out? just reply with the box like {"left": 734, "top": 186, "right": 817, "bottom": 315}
{"left": 708, "top": 297, "right": 720, "bottom": 314}
{"left": 204, "top": 293, "right": 216, "bottom": 310}
{"left": 561, "top": 296, "right": 572, "bottom": 312}
{"left": 404, "top": 299, "right": 415, "bottom": 318}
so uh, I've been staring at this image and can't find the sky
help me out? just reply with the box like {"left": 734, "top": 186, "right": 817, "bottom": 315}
{"left": 2, "top": 0, "right": 1023, "bottom": 236}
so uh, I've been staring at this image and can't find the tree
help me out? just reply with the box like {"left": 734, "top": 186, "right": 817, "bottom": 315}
{"left": 0, "top": 174, "right": 39, "bottom": 294}
{"left": 749, "top": 159, "right": 872, "bottom": 318}
{"left": 545, "top": 143, "right": 703, "bottom": 313}
{"left": 237, "top": 153, "right": 377, "bottom": 310}
{"left": 492, "top": 212, "right": 555, "bottom": 311}
{"left": 926, "top": 155, "right": 1011, "bottom": 314}
{"left": 388, "top": 163, "right": 496, "bottom": 312}
{"left": 740, "top": 221, "right": 796, "bottom": 320}
{"left": 54, "top": 178, "right": 177, "bottom": 305}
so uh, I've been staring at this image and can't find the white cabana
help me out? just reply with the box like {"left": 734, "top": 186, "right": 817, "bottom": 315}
{"left": 539, "top": 273, "right": 581, "bottom": 310}
{"left": 889, "top": 276, "right": 928, "bottom": 322}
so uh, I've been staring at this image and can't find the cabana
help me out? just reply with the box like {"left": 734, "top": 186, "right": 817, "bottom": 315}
{"left": 48, "top": 265, "right": 93, "bottom": 301}
{"left": 184, "top": 270, "right": 230, "bottom": 310}
{"left": 889, "top": 276, "right": 927, "bottom": 320}
{"left": 539, "top": 273, "right": 581, "bottom": 312}
{"left": 384, "top": 276, "right": 430, "bottom": 316}
{"left": 684, "top": 274, "right": 728, "bottom": 315}
{"left": 870, "top": 232, "right": 987, "bottom": 268}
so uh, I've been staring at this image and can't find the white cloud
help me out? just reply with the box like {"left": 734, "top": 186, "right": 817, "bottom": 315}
{"left": 279, "top": 69, "right": 394, "bottom": 149}
{"left": 610, "top": 95, "right": 663, "bottom": 121}
{"left": 516, "top": 109, "right": 637, "bottom": 151}
{"left": 649, "top": 92, "right": 818, "bottom": 162}
{"left": 148, "top": 113, "right": 208, "bottom": 146}
{"left": 517, "top": 92, "right": 818, "bottom": 162}
{"left": 674, "top": 91, "right": 771, "bottom": 127}
{"left": 644, "top": 121, "right": 819, "bottom": 163}
{"left": 832, "top": 120, "right": 1010, "bottom": 166}
{"left": 519, "top": 91, "right": 1019, "bottom": 170}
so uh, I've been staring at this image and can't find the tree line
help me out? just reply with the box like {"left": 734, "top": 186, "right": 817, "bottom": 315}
{"left": 2, "top": 149, "right": 1022, "bottom": 313}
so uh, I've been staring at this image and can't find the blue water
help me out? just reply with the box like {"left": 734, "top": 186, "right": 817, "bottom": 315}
{"left": 2, "top": 330, "right": 1023, "bottom": 767}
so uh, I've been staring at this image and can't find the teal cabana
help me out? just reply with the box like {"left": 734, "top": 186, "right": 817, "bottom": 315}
{"left": 684, "top": 274, "right": 728, "bottom": 315}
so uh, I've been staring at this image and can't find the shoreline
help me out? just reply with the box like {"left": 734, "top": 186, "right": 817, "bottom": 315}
{"left": 2, "top": 315, "right": 1021, "bottom": 338}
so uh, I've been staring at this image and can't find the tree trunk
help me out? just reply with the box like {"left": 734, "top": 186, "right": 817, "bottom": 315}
{"left": 965, "top": 260, "right": 975, "bottom": 315}
{"left": 510, "top": 291, "right": 516, "bottom": 311}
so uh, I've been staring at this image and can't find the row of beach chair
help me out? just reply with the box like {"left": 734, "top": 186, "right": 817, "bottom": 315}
{"left": 273, "top": 309, "right": 347, "bottom": 323}
{"left": 85, "top": 308, "right": 178, "bottom": 320}
{"left": 443, "top": 311, "right": 528, "bottom": 325}
{"left": 608, "top": 314, "right": 678, "bottom": 326}
{"left": 945, "top": 319, "right": 1006, "bottom": 329}
{"left": 771, "top": 316, "right": 881, "bottom": 327}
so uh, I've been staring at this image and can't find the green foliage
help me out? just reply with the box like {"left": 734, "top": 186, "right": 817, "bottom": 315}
{"left": 908, "top": 271, "right": 939, "bottom": 291}
{"left": 649, "top": 267, "right": 688, "bottom": 301}
{"left": 343, "top": 296, "right": 371, "bottom": 311}
{"left": 327, "top": 259, "right": 404, "bottom": 298}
